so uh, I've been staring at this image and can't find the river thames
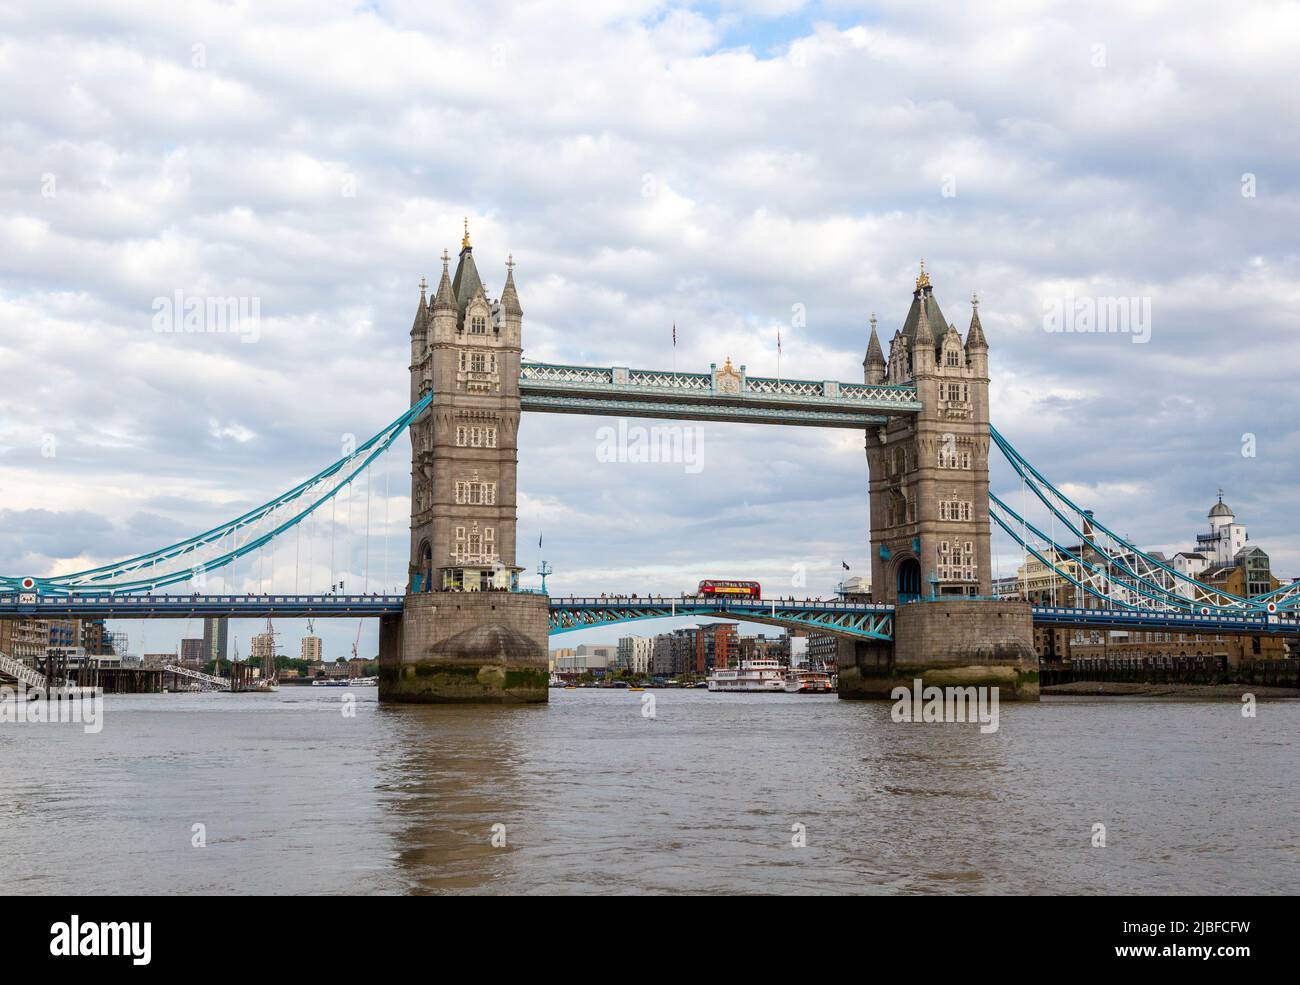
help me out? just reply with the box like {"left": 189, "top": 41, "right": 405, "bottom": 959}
{"left": 2, "top": 687, "right": 1296, "bottom": 895}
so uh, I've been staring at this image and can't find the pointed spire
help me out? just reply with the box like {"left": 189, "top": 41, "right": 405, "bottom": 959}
{"left": 965, "top": 291, "right": 987, "bottom": 349}
{"left": 864, "top": 312, "right": 885, "bottom": 367}
{"left": 410, "top": 275, "right": 429, "bottom": 336}
{"left": 501, "top": 253, "right": 522, "bottom": 317}
{"left": 914, "top": 286, "right": 934, "bottom": 346}
{"left": 432, "top": 248, "right": 456, "bottom": 312}
{"left": 451, "top": 237, "right": 483, "bottom": 319}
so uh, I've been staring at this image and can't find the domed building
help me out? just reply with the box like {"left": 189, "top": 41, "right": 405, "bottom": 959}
{"left": 1200, "top": 492, "right": 1247, "bottom": 566}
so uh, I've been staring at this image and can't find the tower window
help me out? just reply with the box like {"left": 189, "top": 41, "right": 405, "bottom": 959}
{"left": 471, "top": 315, "right": 487, "bottom": 334}
{"left": 456, "top": 425, "right": 497, "bottom": 448}
{"left": 939, "top": 500, "right": 973, "bottom": 522}
{"left": 455, "top": 481, "right": 497, "bottom": 506}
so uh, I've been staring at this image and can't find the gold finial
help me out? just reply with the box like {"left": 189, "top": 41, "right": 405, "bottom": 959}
{"left": 915, "top": 258, "right": 931, "bottom": 291}
{"left": 462, "top": 217, "right": 471, "bottom": 250}
{"left": 722, "top": 356, "right": 734, "bottom": 373}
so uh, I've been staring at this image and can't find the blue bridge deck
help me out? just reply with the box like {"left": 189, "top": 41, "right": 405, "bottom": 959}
{"left": 0, "top": 594, "right": 1293, "bottom": 640}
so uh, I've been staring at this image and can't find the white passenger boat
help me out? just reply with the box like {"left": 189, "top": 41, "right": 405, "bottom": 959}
{"left": 706, "top": 658, "right": 786, "bottom": 692}
{"left": 783, "top": 668, "right": 835, "bottom": 693}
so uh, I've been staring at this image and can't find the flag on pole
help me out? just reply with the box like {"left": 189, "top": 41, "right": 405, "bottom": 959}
{"left": 672, "top": 323, "right": 676, "bottom": 347}
{"left": 842, "top": 561, "right": 850, "bottom": 571}
{"left": 777, "top": 329, "right": 782, "bottom": 354}
{"left": 538, "top": 533, "right": 543, "bottom": 549}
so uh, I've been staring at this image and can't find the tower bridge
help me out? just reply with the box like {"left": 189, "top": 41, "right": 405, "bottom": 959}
{"left": 4, "top": 225, "right": 1298, "bottom": 700}
{"left": 3, "top": 591, "right": 1292, "bottom": 640}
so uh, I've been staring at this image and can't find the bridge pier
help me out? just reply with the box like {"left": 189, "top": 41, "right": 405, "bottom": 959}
{"left": 838, "top": 599, "right": 1039, "bottom": 700}
{"left": 378, "top": 592, "right": 550, "bottom": 703}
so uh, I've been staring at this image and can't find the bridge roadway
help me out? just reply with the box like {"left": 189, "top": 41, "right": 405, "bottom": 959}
{"left": 0, "top": 594, "right": 1294, "bottom": 640}
{"left": 518, "top": 362, "right": 924, "bottom": 428}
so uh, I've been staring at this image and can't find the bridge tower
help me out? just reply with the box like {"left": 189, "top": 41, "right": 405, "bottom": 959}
{"left": 843, "top": 263, "right": 1037, "bottom": 700}
{"left": 379, "top": 221, "right": 550, "bottom": 703}
{"left": 865, "top": 262, "right": 992, "bottom": 602}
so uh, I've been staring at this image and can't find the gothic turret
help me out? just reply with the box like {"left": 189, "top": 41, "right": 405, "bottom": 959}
{"left": 501, "top": 255, "right": 522, "bottom": 317}
{"left": 965, "top": 292, "right": 987, "bottom": 350}
{"left": 864, "top": 313, "right": 886, "bottom": 385}
{"left": 429, "top": 248, "right": 458, "bottom": 358}
{"left": 911, "top": 266, "right": 936, "bottom": 375}
{"left": 432, "top": 251, "right": 456, "bottom": 312}
{"left": 965, "top": 293, "right": 988, "bottom": 377}
{"left": 451, "top": 218, "right": 484, "bottom": 331}
{"left": 411, "top": 278, "right": 428, "bottom": 340}
{"left": 409, "top": 276, "right": 429, "bottom": 401}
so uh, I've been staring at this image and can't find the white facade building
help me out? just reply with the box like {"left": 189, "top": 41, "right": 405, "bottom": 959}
{"left": 1197, "top": 493, "right": 1247, "bottom": 567}
{"left": 553, "top": 644, "right": 618, "bottom": 675}
{"left": 617, "top": 635, "right": 654, "bottom": 674}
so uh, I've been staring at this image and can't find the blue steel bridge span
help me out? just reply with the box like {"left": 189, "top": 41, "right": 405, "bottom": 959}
{"left": 2, "top": 593, "right": 1294, "bottom": 642}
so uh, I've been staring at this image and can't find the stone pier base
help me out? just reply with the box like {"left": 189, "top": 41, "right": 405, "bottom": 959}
{"left": 838, "top": 599, "right": 1039, "bottom": 701}
{"left": 379, "top": 591, "right": 551, "bottom": 703}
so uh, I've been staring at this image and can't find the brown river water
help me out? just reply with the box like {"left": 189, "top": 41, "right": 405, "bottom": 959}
{"left": 2, "top": 687, "right": 1296, "bottom": 894}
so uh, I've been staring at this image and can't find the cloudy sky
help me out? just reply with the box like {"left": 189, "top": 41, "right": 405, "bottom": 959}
{"left": 1, "top": 0, "right": 1297, "bottom": 658}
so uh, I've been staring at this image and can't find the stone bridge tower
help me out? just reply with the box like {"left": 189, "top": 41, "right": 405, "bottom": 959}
{"left": 841, "top": 262, "right": 1038, "bottom": 701}
{"left": 408, "top": 222, "right": 523, "bottom": 594}
{"left": 379, "top": 221, "right": 550, "bottom": 704}
{"left": 864, "top": 262, "right": 992, "bottom": 603}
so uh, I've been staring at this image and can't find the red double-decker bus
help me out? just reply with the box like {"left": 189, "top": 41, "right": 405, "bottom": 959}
{"left": 696, "top": 579, "right": 761, "bottom": 598}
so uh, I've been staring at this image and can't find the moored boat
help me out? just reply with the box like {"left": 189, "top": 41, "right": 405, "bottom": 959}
{"left": 783, "top": 668, "right": 835, "bottom": 693}
{"left": 706, "top": 658, "right": 786, "bottom": 692}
